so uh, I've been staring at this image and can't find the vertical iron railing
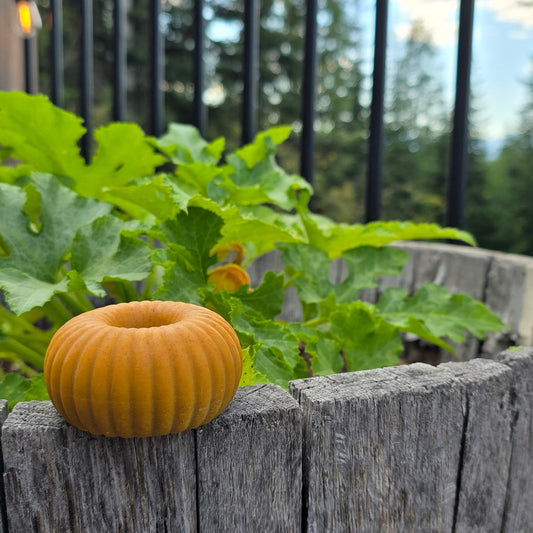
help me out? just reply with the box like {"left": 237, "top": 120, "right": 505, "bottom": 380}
{"left": 365, "top": 0, "right": 388, "bottom": 223}
{"left": 150, "top": 0, "right": 164, "bottom": 137}
{"left": 25, "top": 0, "right": 476, "bottom": 227}
{"left": 49, "top": 0, "right": 64, "bottom": 107}
{"left": 23, "top": 39, "right": 38, "bottom": 94}
{"left": 446, "top": 0, "right": 475, "bottom": 230}
{"left": 80, "top": 0, "right": 94, "bottom": 161}
{"left": 300, "top": 0, "right": 318, "bottom": 184}
{"left": 242, "top": 0, "right": 260, "bottom": 145}
{"left": 113, "top": 0, "right": 127, "bottom": 122}
{"left": 193, "top": 0, "right": 206, "bottom": 137}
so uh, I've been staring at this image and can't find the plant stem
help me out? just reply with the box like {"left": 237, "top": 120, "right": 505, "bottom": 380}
{"left": 0, "top": 306, "right": 53, "bottom": 342}
{"left": 45, "top": 297, "right": 74, "bottom": 324}
{"left": 2, "top": 339, "right": 44, "bottom": 370}
{"left": 0, "top": 352, "right": 39, "bottom": 377}
{"left": 57, "top": 292, "right": 93, "bottom": 314}
{"left": 304, "top": 316, "right": 329, "bottom": 328}
{"left": 120, "top": 281, "right": 140, "bottom": 302}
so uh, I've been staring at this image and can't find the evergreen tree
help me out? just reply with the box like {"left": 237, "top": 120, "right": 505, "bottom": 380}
{"left": 482, "top": 62, "right": 533, "bottom": 254}
{"left": 382, "top": 20, "right": 448, "bottom": 222}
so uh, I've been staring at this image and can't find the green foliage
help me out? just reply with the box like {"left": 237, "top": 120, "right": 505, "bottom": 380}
{"left": 0, "top": 92, "right": 507, "bottom": 408}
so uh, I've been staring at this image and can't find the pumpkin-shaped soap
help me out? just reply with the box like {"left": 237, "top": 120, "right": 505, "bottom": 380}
{"left": 44, "top": 300, "right": 242, "bottom": 438}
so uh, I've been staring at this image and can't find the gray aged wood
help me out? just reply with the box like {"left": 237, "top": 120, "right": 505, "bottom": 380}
{"left": 0, "top": 400, "right": 8, "bottom": 533}
{"left": 1, "top": 349, "right": 532, "bottom": 532}
{"left": 196, "top": 384, "right": 302, "bottom": 532}
{"left": 485, "top": 253, "right": 533, "bottom": 348}
{"left": 439, "top": 359, "right": 514, "bottom": 533}
{"left": 497, "top": 348, "right": 533, "bottom": 532}
{"left": 2, "top": 401, "right": 197, "bottom": 533}
{"left": 291, "top": 364, "right": 465, "bottom": 533}
{"left": 290, "top": 357, "right": 525, "bottom": 533}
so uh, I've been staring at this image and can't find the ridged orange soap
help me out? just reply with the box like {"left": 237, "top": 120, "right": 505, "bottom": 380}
{"left": 44, "top": 300, "right": 243, "bottom": 438}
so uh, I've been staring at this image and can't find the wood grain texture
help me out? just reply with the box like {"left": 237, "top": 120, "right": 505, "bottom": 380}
{"left": 0, "top": 400, "right": 8, "bottom": 533}
{"left": 2, "top": 401, "right": 197, "bottom": 533}
{"left": 196, "top": 384, "right": 302, "bottom": 532}
{"left": 439, "top": 358, "right": 514, "bottom": 533}
{"left": 291, "top": 363, "right": 465, "bottom": 533}
{"left": 290, "top": 357, "right": 524, "bottom": 533}
{"left": 497, "top": 347, "right": 533, "bottom": 532}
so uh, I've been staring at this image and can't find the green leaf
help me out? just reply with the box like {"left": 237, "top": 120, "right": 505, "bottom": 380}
{"left": 219, "top": 127, "right": 311, "bottom": 212}
{"left": 219, "top": 206, "right": 306, "bottom": 260}
{"left": 70, "top": 215, "right": 153, "bottom": 286}
{"left": 0, "top": 91, "right": 86, "bottom": 178}
{"left": 280, "top": 243, "right": 335, "bottom": 304}
{"left": 175, "top": 162, "right": 222, "bottom": 196}
{"left": 335, "top": 246, "right": 409, "bottom": 302}
{"left": 280, "top": 244, "right": 408, "bottom": 306}
{"left": 234, "top": 125, "right": 291, "bottom": 168}
{"left": 233, "top": 314, "right": 307, "bottom": 387}
{"left": 101, "top": 174, "right": 181, "bottom": 221}
{"left": 0, "top": 373, "right": 31, "bottom": 410}
{"left": 286, "top": 322, "right": 344, "bottom": 377}
{"left": 0, "top": 176, "right": 112, "bottom": 313}
{"left": 157, "top": 123, "right": 223, "bottom": 164}
{"left": 377, "top": 284, "right": 507, "bottom": 343}
{"left": 77, "top": 123, "right": 167, "bottom": 197}
{"left": 238, "top": 346, "right": 271, "bottom": 387}
{"left": 301, "top": 213, "right": 477, "bottom": 258}
{"left": 153, "top": 207, "right": 224, "bottom": 303}
{"left": 0, "top": 269, "right": 72, "bottom": 315}
{"left": 330, "top": 301, "right": 403, "bottom": 371}
{"left": 233, "top": 270, "right": 285, "bottom": 319}
{"left": 23, "top": 373, "right": 49, "bottom": 403}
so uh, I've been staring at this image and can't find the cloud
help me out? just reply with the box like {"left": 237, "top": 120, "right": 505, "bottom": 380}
{"left": 479, "top": 0, "right": 533, "bottom": 33}
{"left": 394, "top": 0, "right": 533, "bottom": 46}
{"left": 394, "top": 0, "right": 459, "bottom": 46}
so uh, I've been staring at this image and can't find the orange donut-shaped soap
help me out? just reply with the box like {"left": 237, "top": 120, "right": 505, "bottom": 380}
{"left": 44, "top": 300, "right": 242, "bottom": 438}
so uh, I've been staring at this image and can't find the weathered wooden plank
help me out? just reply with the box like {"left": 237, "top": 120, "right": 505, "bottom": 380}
{"left": 196, "top": 384, "right": 302, "bottom": 532}
{"left": 484, "top": 253, "right": 533, "bottom": 350}
{"left": 439, "top": 358, "right": 514, "bottom": 533}
{"left": 2, "top": 401, "right": 197, "bottom": 533}
{"left": 497, "top": 347, "right": 533, "bottom": 532}
{"left": 0, "top": 400, "right": 9, "bottom": 533}
{"left": 291, "top": 358, "right": 520, "bottom": 533}
{"left": 291, "top": 363, "right": 465, "bottom": 533}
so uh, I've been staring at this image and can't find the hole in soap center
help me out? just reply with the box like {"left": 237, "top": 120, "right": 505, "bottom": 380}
{"left": 110, "top": 307, "right": 177, "bottom": 329}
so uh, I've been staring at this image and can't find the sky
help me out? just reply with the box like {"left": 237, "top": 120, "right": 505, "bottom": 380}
{"left": 385, "top": 0, "right": 533, "bottom": 143}
{"left": 204, "top": 0, "right": 532, "bottom": 149}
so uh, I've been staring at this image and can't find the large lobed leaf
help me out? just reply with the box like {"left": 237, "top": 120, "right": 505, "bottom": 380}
{"left": 301, "top": 212, "right": 477, "bottom": 258}
{"left": 0, "top": 176, "right": 152, "bottom": 314}
{"left": 0, "top": 91, "right": 85, "bottom": 178}
{"left": 377, "top": 284, "right": 507, "bottom": 343}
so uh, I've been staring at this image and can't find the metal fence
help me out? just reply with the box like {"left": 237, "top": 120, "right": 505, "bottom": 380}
{"left": 18, "top": 0, "right": 475, "bottom": 227}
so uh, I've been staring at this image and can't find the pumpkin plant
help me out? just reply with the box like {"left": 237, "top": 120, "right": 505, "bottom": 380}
{"left": 0, "top": 91, "right": 507, "bottom": 410}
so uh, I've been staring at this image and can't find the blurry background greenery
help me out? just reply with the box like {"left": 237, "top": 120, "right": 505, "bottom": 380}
{"left": 34, "top": 0, "right": 533, "bottom": 255}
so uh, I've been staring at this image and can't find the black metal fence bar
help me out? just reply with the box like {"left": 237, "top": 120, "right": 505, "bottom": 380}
{"left": 365, "top": 0, "right": 388, "bottom": 223}
{"left": 446, "top": 0, "right": 475, "bottom": 230}
{"left": 194, "top": 0, "right": 206, "bottom": 137}
{"left": 113, "top": 0, "right": 127, "bottom": 121}
{"left": 150, "top": 0, "right": 164, "bottom": 136}
{"left": 242, "top": 0, "right": 260, "bottom": 145}
{"left": 300, "top": 0, "right": 318, "bottom": 184}
{"left": 80, "top": 0, "right": 94, "bottom": 161}
{"left": 49, "top": 0, "right": 64, "bottom": 107}
{"left": 19, "top": 0, "right": 476, "bottom": 226}
{"left": 23, "top": 39, "right": 37, "bottom": 94}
